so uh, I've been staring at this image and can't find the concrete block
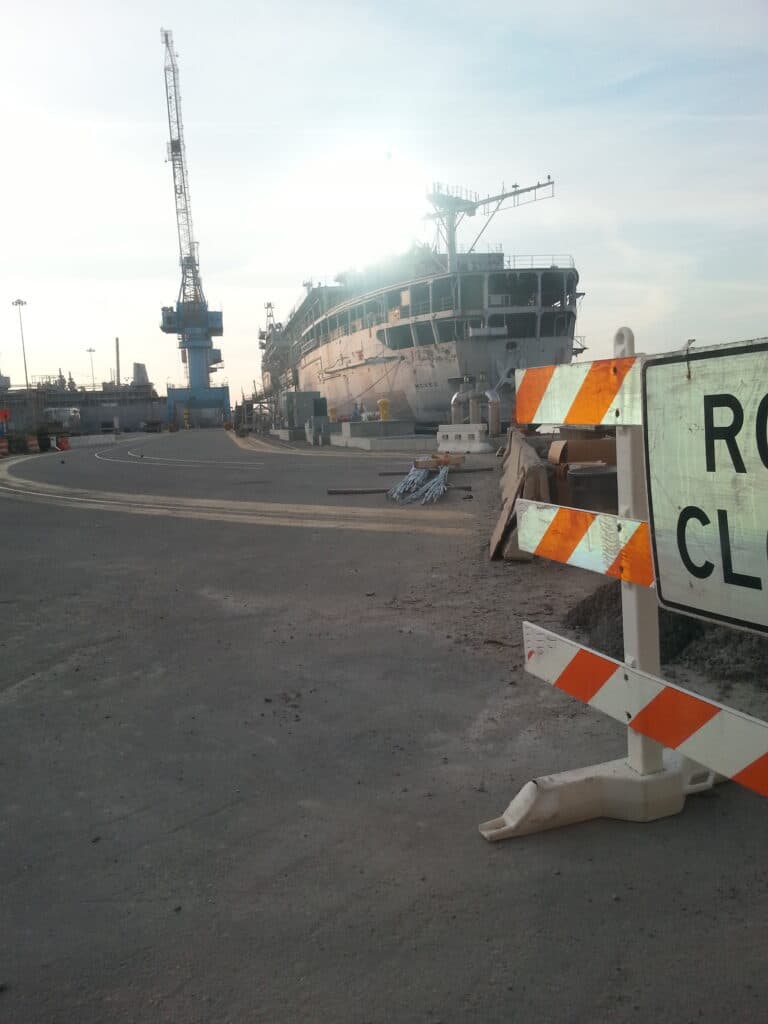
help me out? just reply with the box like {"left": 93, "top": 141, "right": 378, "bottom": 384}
{"left": 270, "top": 428, "right": 305, "bottom": 442}
{"left": 68, "top": 434, "right": 117, "bottom": 449}
{"left": 437, "top": 423, "right": 494, "bottom": 454}
{"left": 341, "top": 420, "right": 416, "bottom": 439}
{"left": 330, "top": 434, "right": 436, "bottom": 452}
{"left": 361, "top": 436, "right": 436, "bottom": 452}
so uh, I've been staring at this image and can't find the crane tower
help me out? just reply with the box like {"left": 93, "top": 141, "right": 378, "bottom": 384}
{"left": 160, "top": 28, "right": 229, "bottom": 423}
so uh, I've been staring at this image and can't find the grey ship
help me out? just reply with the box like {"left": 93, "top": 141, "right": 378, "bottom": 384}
{"left": 259, "top": 179, "right": 582, "bottom": 425}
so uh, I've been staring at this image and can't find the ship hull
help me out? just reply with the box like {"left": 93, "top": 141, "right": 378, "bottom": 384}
{"left": 260, "top": 250, "right": 581, "bottom": 427}
{"left": 296, "top": 327, "right": 574, "bottom": 423}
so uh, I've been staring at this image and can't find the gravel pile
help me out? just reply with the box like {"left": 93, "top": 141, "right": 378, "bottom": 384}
{"left": 564, "top": 580, "right": 768, "bottom": 683}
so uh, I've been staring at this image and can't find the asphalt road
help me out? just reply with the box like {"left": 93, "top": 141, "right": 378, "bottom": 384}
{"left": 2, "top": 430, "right": 767, "bottom": 1023}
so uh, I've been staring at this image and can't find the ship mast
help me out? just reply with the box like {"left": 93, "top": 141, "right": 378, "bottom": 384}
{"left": 426, "top": 178, "right": 555, "bottom": 272}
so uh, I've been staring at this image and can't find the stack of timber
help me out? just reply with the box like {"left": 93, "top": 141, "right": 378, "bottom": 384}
{"left": 546, "top": 435, "right": 617, "bottom": 514}
{"left": 413, "top": 453, "right": 465, "bottom": 469}
{"left": 489, "top": 428, "right": 617, "bottom": 561}
{"left": 490, "top": 429, "right": 549, "bottom": 561}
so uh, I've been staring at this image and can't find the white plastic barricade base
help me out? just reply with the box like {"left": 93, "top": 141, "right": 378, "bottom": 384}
{"left": 479, "top": 750, "right": 719, "bottom": 841}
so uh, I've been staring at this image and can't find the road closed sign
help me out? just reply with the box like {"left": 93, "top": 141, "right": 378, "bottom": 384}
{"left": 643, "top": 340, "right": 768, "bottom": 635}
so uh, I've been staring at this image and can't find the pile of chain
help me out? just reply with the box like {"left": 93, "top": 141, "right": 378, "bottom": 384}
{"left": 387, "top": 464, "right": 450, "bottom": 504}
{"left": 387, "top": 466, "right": 430, "bottom": 502}
{"left": 414, "top": 465, "right": 449, "bottom": 503}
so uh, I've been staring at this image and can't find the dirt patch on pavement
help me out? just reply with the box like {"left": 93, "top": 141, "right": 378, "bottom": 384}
{"left": 672, "top": 625, "right": 768, "bottom": 683}
{"left": 565, "top": 579, "right": 768, "bottom": 686}
{"left": 397, "top": 461, "right": 768, "bottom": 717}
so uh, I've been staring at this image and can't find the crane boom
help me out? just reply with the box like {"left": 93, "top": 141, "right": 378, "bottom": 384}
{"left": 161, "top": 28, "right": 204, "bottom": 306}
{"left": 159, "top": 27, "right": 224, "bottom": 406}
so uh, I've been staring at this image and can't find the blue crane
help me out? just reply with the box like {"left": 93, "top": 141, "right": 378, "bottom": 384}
{"left": 160, "top": 29, "right": 228, "bottom": 417}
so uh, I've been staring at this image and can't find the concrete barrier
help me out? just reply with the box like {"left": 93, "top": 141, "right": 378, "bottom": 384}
{"left": 437, "top": 423, "right": 494, "bottom": 454}
{"left": 342, "top": 419, "right": 416, "bottom": 438}
{"left": 67, "top": 434, "right": 118, "bottom": 449}
{"left": 330, "top": 434, "right": 436, "bottom": 452}
{"left": 270, "top": 428, "right": 305, "bottom": 442}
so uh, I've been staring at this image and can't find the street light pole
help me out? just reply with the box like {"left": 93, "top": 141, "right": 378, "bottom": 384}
{"left": 86, "top": 347, "right": 96, "bottom": 390}
{"left": 11, "top": 299, "right": 30, "bottom": 392}
{"left": 12, "top": 299, "right": 32, "bottom": 429}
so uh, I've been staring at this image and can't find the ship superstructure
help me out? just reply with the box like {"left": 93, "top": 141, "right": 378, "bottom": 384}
{"left": 259, "top": 179, "right": 582, "bottom": 425}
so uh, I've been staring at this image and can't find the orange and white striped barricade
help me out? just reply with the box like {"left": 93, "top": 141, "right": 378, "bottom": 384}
{"left": 480, "top": 326, "right": 754, "bottom": 840}
{"left": 515, "top": 353, "right": 642, "bottom": 428}
{"left": 26, "top": 435, "right": 40, "bottom": 454}
{"left": 516, "top": 500, "right": 654, "bottom": 587}
{"left": 0, "top": 437, "right": 8, "bottom": 458}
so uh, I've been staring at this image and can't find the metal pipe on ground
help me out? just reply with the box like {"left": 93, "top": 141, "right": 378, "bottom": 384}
{"left": 326, "top": 486, "right": 473, "bottom": 495}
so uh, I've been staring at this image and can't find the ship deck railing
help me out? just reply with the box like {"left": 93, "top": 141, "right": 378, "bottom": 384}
{"left": 281, "top": 256, "right": 576, "bottom": 334}
{"left": 504, "top": 254, "right": 575, "bottom": 269}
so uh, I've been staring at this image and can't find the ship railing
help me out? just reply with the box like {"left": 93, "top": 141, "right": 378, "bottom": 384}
{"left": 456, "top": 242, "right": 502, "bottom": 254}
{"left": 391, "top": 298, "right": 454, "bottom": 318}
{"left": 504, "top": 254, "right": 575, "bottom": 269}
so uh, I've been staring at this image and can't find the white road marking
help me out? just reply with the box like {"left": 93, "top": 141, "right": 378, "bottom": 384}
{"left": 92, "top": 448, "right": 264, "bottom": 468}
{"left": 0, "top": 459, "right": 473, "bottom": 537}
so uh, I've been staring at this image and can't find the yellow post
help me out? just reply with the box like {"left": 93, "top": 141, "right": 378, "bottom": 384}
{"left": 377, "top": 398, "right": 390, "bottom": 421}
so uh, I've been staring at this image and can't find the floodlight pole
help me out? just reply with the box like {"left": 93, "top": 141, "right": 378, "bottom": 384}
{"left": 12, "top": 299, "right": 32, "bottom": 427}
{"left": 86, "top": 348, "right": 96, "bottom": 390}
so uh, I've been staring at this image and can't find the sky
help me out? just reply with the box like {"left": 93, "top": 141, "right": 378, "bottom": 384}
{"left": 2, "top": 0, "right": 767, "bottom": 399}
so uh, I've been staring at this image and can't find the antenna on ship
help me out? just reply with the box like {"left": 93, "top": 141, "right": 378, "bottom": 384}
{"left": 426, "top": 178, "right": 555, "bottom": 272}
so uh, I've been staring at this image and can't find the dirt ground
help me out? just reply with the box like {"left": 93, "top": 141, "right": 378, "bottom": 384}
{"left": 406, "top": 464, "right": 768, "bottom": 721}
{"left": 445, "top": 423, "right": 768, "bottom": 717}
{"left": 392, "top": 464, "right": 598, "bottom": 648}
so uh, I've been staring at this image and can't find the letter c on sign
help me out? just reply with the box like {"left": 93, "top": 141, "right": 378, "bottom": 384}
{"left": 677, "top": 506, "right": 715, "bottom": 579}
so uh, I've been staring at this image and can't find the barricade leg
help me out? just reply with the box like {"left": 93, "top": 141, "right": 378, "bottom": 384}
{"left": 479, "top": 750, "right": 718, "bottom": 840}
{"left": 615, "top": 326, "right": 665, "bottom": 778}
